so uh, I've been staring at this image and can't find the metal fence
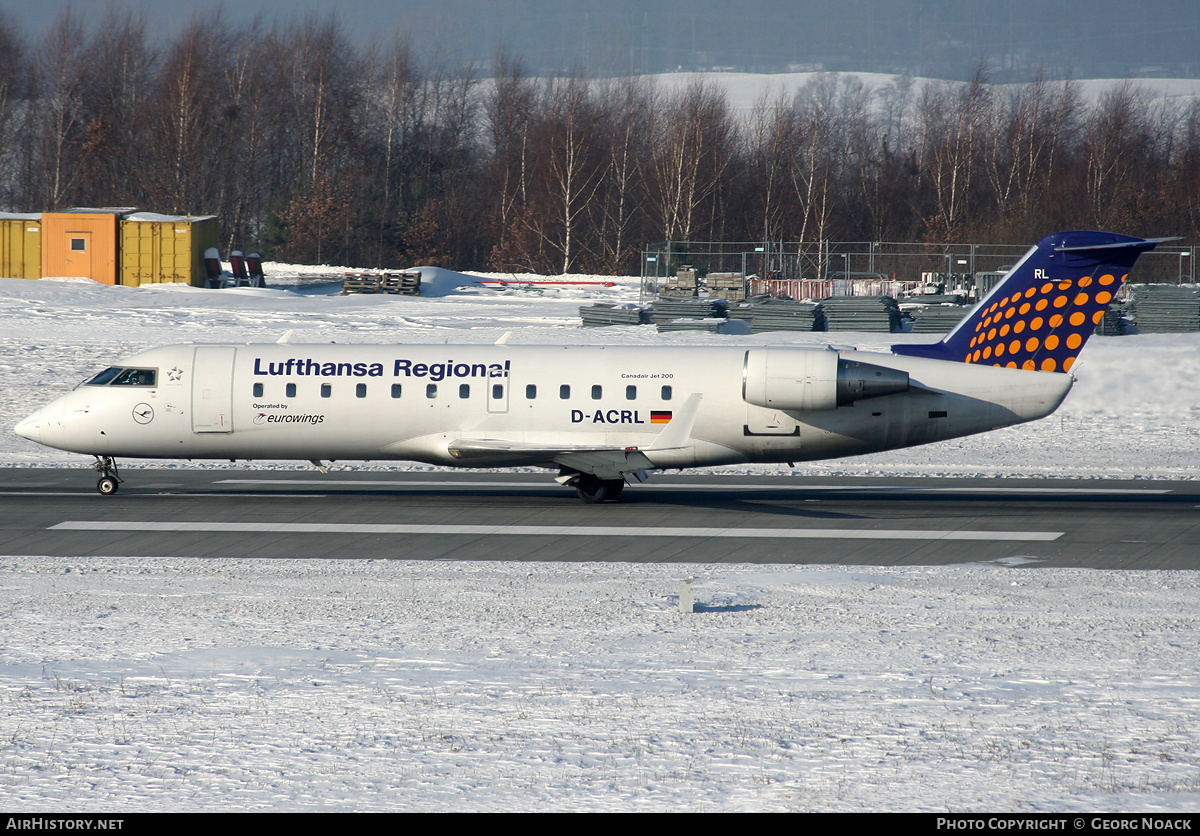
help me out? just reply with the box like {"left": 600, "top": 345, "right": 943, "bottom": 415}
{"left": 641, "top": 239, "right": 1198, "bottom": 300}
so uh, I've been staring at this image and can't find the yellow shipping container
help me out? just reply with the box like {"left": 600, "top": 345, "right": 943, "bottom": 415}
{"left": 0, "top": 214, "right": 41, "bottom": 279}
{"left": 42, "top": 210, "right": 124, "bottom": 284}
{"left": 120, "top": 213, "right": 219, "bottom": 287}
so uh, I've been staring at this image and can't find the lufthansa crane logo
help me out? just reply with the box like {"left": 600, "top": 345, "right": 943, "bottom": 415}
{"left": 132, "top": 403, "right": 154, "bottom": 424}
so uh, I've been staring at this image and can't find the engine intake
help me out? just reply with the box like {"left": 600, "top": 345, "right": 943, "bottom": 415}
{"left": 743, "top": 349, "right": 908, "bottom": 411}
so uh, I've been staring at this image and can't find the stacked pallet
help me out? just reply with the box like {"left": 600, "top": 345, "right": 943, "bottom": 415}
{"left": 579, "top": 303, "right": 646, "bottom": 327}
{"left": 907, "top": 304, "right": 970, "bottom": 334}
{"left": 726, "top": 300, "right": 758, "bottom": 323}
{"left": 342, "top": 274, "right": 381, "bottom": 294}
{"left": 706, "top": 272, "right": 746, "bottom": 301}
{"left": 908, "top": 293, "right": 965, "bottom": 305}
{"left": 656, "top": 267, "right": 699, "bottom": 298}
{"left": 1127, "top": 284, "right": 1200, "bottom": 333}
{"left": 740, "top": 299, "right": 826, "bottom": 333}
{"left": 658, "top": 287, "right": 698, "bottom": 298}
{"left": 820, "top": 296, "right": 903, "bottom": 332}
{"left": 656, "top": 318, "right": 724, "bottom": 333}
{"left": 649, "top": 299, "right": 726, "bottom": 323}
{"left": 380, "top": 272, "right": 421, "bottom": 294}
{"left": 342, "top": 271, "right": 422, "bottom": 295}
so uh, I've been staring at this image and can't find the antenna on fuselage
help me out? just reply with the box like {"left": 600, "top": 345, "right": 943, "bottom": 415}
{"left": 277, "top": 330, "right": 295, "bottom": 344}
{"left": 495, "top": 331, "right": 512, "bottom": 345}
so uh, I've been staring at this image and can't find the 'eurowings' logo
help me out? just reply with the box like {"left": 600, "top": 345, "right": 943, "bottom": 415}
{"left": 253, "top": 412, "right": 324, "bottom": 425}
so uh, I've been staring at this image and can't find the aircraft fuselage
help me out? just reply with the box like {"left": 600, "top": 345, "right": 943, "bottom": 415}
{"left": 15, "top": 342, "right": 1072, "bottom": 472}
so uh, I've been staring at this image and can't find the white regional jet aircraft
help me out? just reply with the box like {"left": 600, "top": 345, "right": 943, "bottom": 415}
{"left": 14, "top": 230, "right": 1163, "bottom": 502}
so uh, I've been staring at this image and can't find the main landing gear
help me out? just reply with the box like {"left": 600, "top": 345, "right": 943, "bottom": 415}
{"left": 571, "top": 474, "right": 625, "bottom": 504}
{"left": 92, "top": 456, "right": 122, "bottom": 496}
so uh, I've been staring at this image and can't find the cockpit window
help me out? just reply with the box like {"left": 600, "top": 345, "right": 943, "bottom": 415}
{"left": 85, "top": 367, "right": 123, "bottom": 386}
{"left": 85, "top": 367, "right": 157, "bottom": 387}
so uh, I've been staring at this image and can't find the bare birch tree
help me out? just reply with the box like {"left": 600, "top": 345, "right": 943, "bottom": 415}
{"left": 917, "top": 68, "right": 992, "bottom": 241}
{"left": 594, "top": 76, "right": 652, "bottom": 273}
{"left": 33, "top": 8, "right": 87, "bottom": 209}
{"left": 645, "top": 77, "right": 734, "bottom": 243}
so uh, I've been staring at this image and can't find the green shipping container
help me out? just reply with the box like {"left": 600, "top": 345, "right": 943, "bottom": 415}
{"left": 0, "top": 214, "right": 42, "bottom": 279}
{"left": 120, "top": 213, "right": 218, "bottom": 286}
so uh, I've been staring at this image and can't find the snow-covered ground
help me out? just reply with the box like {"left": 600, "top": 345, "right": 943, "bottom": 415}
{"left": 1, "top": 272, "right": 1199, "bottom": 811}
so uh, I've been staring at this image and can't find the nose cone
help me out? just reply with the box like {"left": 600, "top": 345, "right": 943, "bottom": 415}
{"left": 14, "top": 409, "right": 41, "bottom": 443}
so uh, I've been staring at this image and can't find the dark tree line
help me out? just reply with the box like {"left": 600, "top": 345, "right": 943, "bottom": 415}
{"left": 0, "top": 9, "right": 1197, "bottom": 274}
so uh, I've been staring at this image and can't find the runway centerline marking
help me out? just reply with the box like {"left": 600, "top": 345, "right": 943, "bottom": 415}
{"left": 50, "top": 521, "right": 1063, "bottom": 541}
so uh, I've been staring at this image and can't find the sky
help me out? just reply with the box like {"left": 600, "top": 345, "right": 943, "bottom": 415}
{"left": 5, "top": 0, "right": 1200, "bottom": 80}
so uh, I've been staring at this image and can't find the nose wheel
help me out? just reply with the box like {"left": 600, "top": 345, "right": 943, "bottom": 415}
{"left": 92, "top": 457, "right": 122, "bottom": 496}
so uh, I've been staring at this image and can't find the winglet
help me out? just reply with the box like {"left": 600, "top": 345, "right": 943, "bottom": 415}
{"left": 649, "top": 393, "right": 702, "bottom": 450}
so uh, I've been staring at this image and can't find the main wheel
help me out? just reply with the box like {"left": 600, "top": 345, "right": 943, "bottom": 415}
{"left": 574, "top": 476, "right": 624, "bottom": 503}
{"left": 575, "top": 476, "right": 609, "bottom": 503}
{"left": 97, "top": 476, "right": 119, "bottom": 496}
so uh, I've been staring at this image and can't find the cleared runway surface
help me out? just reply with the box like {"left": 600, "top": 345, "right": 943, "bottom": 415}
{"left": 1, "top": 468, "right": 1197, "bottom": 567}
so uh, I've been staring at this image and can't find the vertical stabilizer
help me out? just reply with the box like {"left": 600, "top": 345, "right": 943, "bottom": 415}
{"left": 893, "top": 231, "right": 1165, "bottom": 372}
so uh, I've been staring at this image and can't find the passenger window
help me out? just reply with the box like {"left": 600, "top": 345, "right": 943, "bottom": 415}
{"left": 526, "top": 384, "right": 536, "bottom": 399}
{"left": 356, "top": 383, "right": 367, "bottom": 398}
{"left": 459, "top": 383, "right": 470, "bottom": 399}
{"left": 321, "top": 383, "right": 331, "bottom": 398}
{"left": 492, "top": 383, "right": 503, "bottom": 399}
{"left": 661, "top": 385, "right": 672, "bottom": 401}
{"left": 560, "top": 384, "right": 570, "bottom": 399}
{"left": 426, "top": 383, "right": 437, "bottom": 398}
{"left": 626, "top": 385, "right": 636, "bottom": 400}
{"left": 591, "top": 385, "right": 602, "bottom": 400}
{"left": 286, "top": 383, "right": 296, "bottom": 398}
{"left": 253, "top": 382, "right": 264, "bottom": 398}
{"left": 391, "top": 384, "right": 402, "bottom": 398}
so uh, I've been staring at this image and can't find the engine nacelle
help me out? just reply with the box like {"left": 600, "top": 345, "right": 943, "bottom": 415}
{"left": 742, "top": 349, "right": 909, "bottom": 411}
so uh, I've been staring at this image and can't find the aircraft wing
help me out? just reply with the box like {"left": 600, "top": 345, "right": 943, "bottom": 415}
{"left": 447, "top": 438, "right": 656, "bottom": 479}
{"left": 447, "top": 394, "right": 703, "bottom": 480}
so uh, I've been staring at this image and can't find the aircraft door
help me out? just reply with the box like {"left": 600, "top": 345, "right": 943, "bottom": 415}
{"left": 487, "top": 376, "right": 510, "bottom": 413}
{"left": 191, "top": 346, "right": 236, "bottom": 432}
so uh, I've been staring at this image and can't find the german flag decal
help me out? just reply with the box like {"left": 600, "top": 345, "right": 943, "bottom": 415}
{"left": 651, "top": 411, "right": 672, "bottom": 424}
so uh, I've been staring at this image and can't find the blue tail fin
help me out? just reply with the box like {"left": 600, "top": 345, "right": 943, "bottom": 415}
{"left": 893, "top": 231, "right": 1165, "bottom": 372}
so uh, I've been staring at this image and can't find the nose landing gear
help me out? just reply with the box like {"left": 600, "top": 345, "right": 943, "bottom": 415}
{"left": 92, "top": 456, "right": 122, "bottom": 496}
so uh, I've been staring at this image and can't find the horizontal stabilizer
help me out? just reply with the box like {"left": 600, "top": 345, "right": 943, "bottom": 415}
{"left": 1055, "top": 237, "right": 1179, "bottom": 253}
